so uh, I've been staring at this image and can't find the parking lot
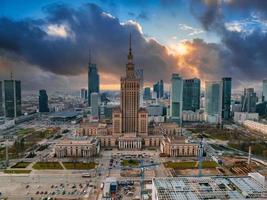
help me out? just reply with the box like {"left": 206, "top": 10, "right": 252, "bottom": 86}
{"left": 0, "top": 172, "right": 97, "bottom": 200}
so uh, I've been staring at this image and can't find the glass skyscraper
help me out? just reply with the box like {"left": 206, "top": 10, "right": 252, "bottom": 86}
{"left": 153, "top": 80, "right": 164, "bottom": 99}
{"left": 39, "top": 89, "right": 49, "bottom": 113}
{"left": 143, "top": 87, "right": 151, "bottom": 100}
{"left": 80, "top": 88, "right": 88, "bottom": 100}
{"left": 90, "top": 92, "right": 100, "bottom": 119}
{"left": 241, "top": 88, "right": 257, "bottom": 113}
{"left": 222, "top": 77, "right": 232, "bottom": 120}
{"left": 4, "top": 80, "right": 21, "bottom": 118}
{"left": 170, "top": 74, "right": 183, "bottom": 122}
{"left": 205, "top": 81, "right": 222, "bottom": 123}
{"left": 183, "top": 78, "right": 200, "bottom": 111}
{"left": 88, "top": 62, "right": 99, "bottom": 106}
{"left": 263, "top": 80, "right": 267, "bottom": 102}
{"left": 0, "top": 81, "right": 3, "bottom": 116}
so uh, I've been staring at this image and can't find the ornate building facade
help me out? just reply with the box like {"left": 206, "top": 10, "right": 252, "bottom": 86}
{"left": 55, "top": 137, "right": 100, "bottom": 158}
{"left": 160, "top": 136, "right": 199, "bottom": 157}
{"left": 76, "top": 36, "right": 188, "bottom": 152}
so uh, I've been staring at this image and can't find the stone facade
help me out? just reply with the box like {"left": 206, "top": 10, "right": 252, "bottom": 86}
{"left": 160, "top": 136, "right": 199, "bottom": 157}
{"left": 55, "top": 137, "right": 100, "bottom": 158}
{"left": 76, "top": 39, "right": 183, "bottom": 151}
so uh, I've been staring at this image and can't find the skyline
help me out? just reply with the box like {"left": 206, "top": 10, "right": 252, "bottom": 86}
{"left": 0, "top": 0, "right": 267, "bottom": 93}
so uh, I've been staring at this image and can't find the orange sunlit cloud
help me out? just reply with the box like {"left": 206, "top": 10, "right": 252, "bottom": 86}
{"left": 167, "top": 41, "right": 200, "bottom": 80}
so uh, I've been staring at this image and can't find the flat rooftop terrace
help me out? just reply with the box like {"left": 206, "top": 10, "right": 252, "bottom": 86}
{"left": 152, "top": 176, "right": 266, "bottom": 200}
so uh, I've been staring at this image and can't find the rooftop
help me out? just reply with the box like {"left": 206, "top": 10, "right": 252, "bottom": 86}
{"left": 152, "top": 176, "right": 266, "bottom": 200}
{"left": 50, "top": 111, "right": 78, "bottom": 118}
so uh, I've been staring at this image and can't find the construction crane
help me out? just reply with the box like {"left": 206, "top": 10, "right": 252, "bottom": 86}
{"left": 123, "top": 159, "right": 160, "bottom": 200}
{"left": 95, "top": 159, "right": 159, "bottom": 200}
{"left": 198, "top": 137, "right": 204, "bottom": 177}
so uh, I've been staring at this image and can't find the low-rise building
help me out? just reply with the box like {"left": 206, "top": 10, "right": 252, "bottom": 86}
{"left": 160, "top": 136, "right": 199, "bottom": 157}
{"left": 55, "top": 137, "right": 100, "bottom": 158}
{"left": 152, "top": 176, "right": 266, "bottom": 200}
{"left": 182, "top": 110, "right": 205, "bottom": 122}
{"left": 243, "top": 120, "right": 267, "bottom": 135}
{"left": 234, "top": 112, "right": 259, "bottom": 123}
{"left": 205, "top": 113, "right": 221, "bottom": 124}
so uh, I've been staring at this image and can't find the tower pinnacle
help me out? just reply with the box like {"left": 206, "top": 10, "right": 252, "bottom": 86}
{"left": 127, "top": 33, "right": 133, "bottom": 63}
{"left": 89, "top": 49, "right": 91, "bottom": 64}
{"left": 10, "top": 70, "right": 13, "bottom": 80}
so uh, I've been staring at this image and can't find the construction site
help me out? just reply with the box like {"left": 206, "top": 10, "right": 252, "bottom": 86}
{"left": 152, "top": 175, "right": 267, "bottom": 200}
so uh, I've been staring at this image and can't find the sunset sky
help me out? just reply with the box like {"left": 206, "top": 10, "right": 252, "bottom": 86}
{"left": 0, "top": 0, "right": 267, "bottom": 93}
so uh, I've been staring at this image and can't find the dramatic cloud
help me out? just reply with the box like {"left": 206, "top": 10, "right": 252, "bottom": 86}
{"left": 0, "top": 3, "right": 178, "bottom": 90}
{"left": 190, "top": 0, "right": 267, "bottom": 88}
{"left": 178, "top": 24, "right": 204, "bottom": 36}
{"left": 1, "top": 1, "right": 266, "bottom": 92}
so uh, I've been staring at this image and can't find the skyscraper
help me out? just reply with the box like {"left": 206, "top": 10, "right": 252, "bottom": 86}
{"left": 241, "top": 88, "right": 257, "bottom": 113}
{"left": 0, "top": 81, "right": 3, "bottom": 116}
{"left": 159, "top": 80, "right": 164, "bottom": 98}
{"left": 80, "top": 88, "right": 88, "bottom": 100}
{"left": 143, "top": 87, "right": 151, "bottom": 100}
{"left": 3, "top": 79, "right": 21, "bottom": 118}
{"left": 91, "top": 92, "right": 100, "bottom": 119}
{"left": 39, "top": 89, "right": 49, "bottom": 113}
{"left": 153, "top": 82, "right": 158, "bottom": 98}
{"left": 263, "top": 80, "right": 267, "bottom": 102}
{"left": 135, "top": 69, "right": 144, "bottom": 106}
{"left": 121, "top": 34, "right": 140, "bottom": 133}
{"left": 222, "top": 77, "right": 232, "bottom": 120}
{"left": 170, "top": 74, "right": 183, "bottom": 122}
{"left": 153, "top": 80, "right": 164, "bottom": 99}
{"left": 205, "top": 81, "right": 222, "bottom": 123}
{"left": 88, "top": 54, "right": 99, "bottom": 106}
{"left": 183, "top": 78, "right": 200, "bottom": 111}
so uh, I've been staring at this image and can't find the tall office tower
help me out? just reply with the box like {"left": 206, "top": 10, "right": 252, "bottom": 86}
{"left": 153, "top": 82, "right": 159, "bottom": 98}
{"left": 159, "top": 80, "right": 164, "bottom": 98}
{"left": 39, "top": 89, "right": 49, "bottom": 113}
{"left": 88, "top": 54, "right": 99, "bottom": 106}
{"left": 222, "top": 77, "right": 232, "bottom": 120}
{"left": 91, "top": 92, "right": 100, "bottom": 119}
{"left": 3, "top": 79, "right": 21, "bottom": 118}
{"left": 263, "top": 80, "right": 267, "bottom": 102}
{"left": 241, "top": 88, "right": 257, "bottom": 113}
{"left": 170, "top": 74, "right": 183, "bottom": 122}
{"left": 135, "top": 69, "right": 144, "bottom": 106}
{"left": 80, "top": 88, "right": 87, "bottom": 100}
{"left": 143, "top": 87, "right": 151, "bottom": 100}
{"left": 121, "top": 34, "right": 140, "bottom": 133}
{"left": 205, "top": 81, "right": 222, "bottom": 123}
{"left": 183, "top": 78, "right": 200, "bottom": 111}
{"left": 0, "top": 81, "right": 3, "bottom": 116}
{"left": 153, "top": 80, "right": 164, "bottom": 99}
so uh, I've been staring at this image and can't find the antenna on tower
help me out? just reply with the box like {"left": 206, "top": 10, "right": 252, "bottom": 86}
{"left": 127, "top": 32, "right": 133, "bottom": 62}
{"left": 129, "top": 32, "right": 132, "bottom": 53}
{"left": 89, "top": 48, "right": 91, "bottom": 64}
{"left": 10, "top": 70, "right": 13, "bottom": 80}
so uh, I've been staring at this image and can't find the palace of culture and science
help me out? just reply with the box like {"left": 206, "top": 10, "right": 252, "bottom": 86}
{"left": 77, "top": 36, "right": 199, "bottom": 156}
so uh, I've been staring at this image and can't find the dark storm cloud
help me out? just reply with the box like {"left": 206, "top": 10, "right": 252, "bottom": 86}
{"left": 0, "top": 3, "right": 177, "bottom": 83}
{"left": 190, "top": 0, "right": 267, "bottom": 83}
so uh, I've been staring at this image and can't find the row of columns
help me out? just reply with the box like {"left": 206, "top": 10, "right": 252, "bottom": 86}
{"left": 57, "top": 148, "right": 94, "bottom": 158}
{"left": 119, "top": 140, "right": 142, "bottom": 149}
{"left": 171, "top": 146, "right": 198, "bottom": 156}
